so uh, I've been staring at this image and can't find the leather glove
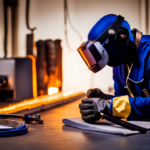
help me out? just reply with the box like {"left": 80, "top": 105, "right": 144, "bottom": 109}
{"left": 87, "top": 88, "right": 109, "bottom": 100}
{"left": 79, "top": 98, "right": 111, "bottom": 122}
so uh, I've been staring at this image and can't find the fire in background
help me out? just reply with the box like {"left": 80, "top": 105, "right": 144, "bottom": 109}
{"left": 36, "top": 39, "right": 62, "bottom": 96}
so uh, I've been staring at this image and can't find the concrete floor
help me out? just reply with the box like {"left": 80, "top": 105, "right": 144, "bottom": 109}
{"left": 0, "top": 97, "right": 150, "bottom": 150}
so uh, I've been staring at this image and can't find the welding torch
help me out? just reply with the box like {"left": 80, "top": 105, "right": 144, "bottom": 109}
{"left": 100, "top": 112, "right": 147, "bottom": 133}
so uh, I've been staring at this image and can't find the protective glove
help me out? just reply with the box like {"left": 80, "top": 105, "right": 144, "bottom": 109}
{"left": 87, "top": 88, "right": 109, "bottom": 100}
{"left": 79, "top": 98, "right": 111, "bottom": 122}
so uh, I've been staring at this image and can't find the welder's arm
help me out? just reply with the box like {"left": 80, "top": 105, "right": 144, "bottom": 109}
{"left": 108, "top": 72, "right": 133, "bottom": 120}
{"left": 111, "top": 70, "right": 150, "bottom": 120}
{"left": 110, "top": 95, "right": 150, "bottom": 120}
{"left": 86, "top": 74, "right": 129, "bottom": 99}
{"left": 84, "top": 73, "right": 130, "bottom": 121}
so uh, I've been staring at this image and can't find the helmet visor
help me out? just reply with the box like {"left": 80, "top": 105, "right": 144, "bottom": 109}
{"left": 77, "top": 41, "right": 108, "bottom": 73}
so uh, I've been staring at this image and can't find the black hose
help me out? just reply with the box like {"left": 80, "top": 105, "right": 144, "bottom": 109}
{"left": 0, "top": 114, "right": 22, "bottom": 118}
{"left": 64, "top": 0, "right": 83, "bottom": 52}
{"left": 26, "top": 0, "right": 36, "bottom": 32}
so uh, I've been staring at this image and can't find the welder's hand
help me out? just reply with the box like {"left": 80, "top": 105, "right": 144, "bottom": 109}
{"left": 87, "top": 88, "right": 109, "bottom": 100}
{"left": 79, "top": 98, "right": 111, "bottom": 122}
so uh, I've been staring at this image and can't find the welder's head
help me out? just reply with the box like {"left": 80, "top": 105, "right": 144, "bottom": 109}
{"left": 77, "top": 14, "right": 134, "bottom": 73}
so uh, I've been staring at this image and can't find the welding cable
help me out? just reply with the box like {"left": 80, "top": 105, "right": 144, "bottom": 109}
{"left": 64, "top": 0, "right": 83, "bottom": 52}
{"left": 0, "top": 114, "right": 23, "bottom": 119}
{"left": 0, "top": 114, "right": 28, "bottom": 137}
{"left": 0, "top": 113, "right": 43, "bottom": 137}
{"left": 0, "top": 120, "right": 28, "bottom": 137}
{"left": 0, "top": 113, "right": 44, "bottom": 123}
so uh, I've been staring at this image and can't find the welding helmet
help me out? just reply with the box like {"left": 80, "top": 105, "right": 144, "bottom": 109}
{"left": 77, "top": 14, "right": 134, "bottom": 73}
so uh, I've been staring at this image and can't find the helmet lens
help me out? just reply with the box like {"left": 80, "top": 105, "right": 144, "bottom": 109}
{"left": 77, "top": 41, "right": 107, "bottom": 73}
{"left": 77, "top": 42, "right": 96, "bottom": 67}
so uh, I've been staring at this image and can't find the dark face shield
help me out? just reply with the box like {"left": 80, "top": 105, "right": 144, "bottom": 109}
{"left": 77, "top": 41, "right": 109, "bottom": 73}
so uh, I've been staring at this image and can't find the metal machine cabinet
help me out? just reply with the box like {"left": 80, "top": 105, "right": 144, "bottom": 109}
{"left": 0, "top": 58, "right": 34, "bottom": 101}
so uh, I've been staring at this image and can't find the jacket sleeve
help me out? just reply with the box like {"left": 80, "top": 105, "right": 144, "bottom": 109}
{"left": 109, "top": 68, "right": 131, "bottom": 118}
{"left": 127, "top": 96, "right": 150, "bottom": 120}
{"left": 110, "top": 65, "right": 150, "bottom": 120}
{"left": 110, "top": 95, "right": 150, "bottom": 120}
{"left": 110, "top": 75, "right": 131, "bottom": 119}
{"left": 126, "top": 60, "right": 150, "bottom": 120}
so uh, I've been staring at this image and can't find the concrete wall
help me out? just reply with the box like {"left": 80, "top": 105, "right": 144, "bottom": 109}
{"left": 0, "top": 0, "right": 148, "bottom": 92}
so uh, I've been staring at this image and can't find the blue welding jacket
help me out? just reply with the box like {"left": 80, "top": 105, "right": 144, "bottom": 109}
{"left": 110, "top": 34, "right": 150, "bottom": 120}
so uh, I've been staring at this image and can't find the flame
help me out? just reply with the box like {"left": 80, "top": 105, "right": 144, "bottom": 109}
{"left": 63, "top": 91, "right": 74, "bottom": 96}
{"left": 0, "top": 90, "right": 84, "bottom": 114}
{"left": 48, "top": 87, "right": 59, "bottom": 95}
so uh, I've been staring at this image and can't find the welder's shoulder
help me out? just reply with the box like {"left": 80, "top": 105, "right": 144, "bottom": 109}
{"left": 139, "top": 35, "right": 150, "bottom": 61}
{"left": 139, "top": 35, "right": 150, "bottom": 74}
{"left": 140, "top": 35, "right": 150, "bottom": 51}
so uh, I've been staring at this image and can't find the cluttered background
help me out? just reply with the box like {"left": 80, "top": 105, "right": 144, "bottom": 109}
{"left": 0, "top": 0, "right": 149, "bottom": 103}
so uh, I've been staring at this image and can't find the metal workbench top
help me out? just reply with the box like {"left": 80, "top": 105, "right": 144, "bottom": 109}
{"left": 0, "top": 97, "right": 150, "bottom": 150}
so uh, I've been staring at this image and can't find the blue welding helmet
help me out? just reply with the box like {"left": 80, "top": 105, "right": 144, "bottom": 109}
{"left": 77, "top": 14, "right": 134, "bottom": 73}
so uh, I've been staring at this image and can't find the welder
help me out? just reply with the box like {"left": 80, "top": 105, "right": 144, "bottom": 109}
{"left": 77, "top": 14, "right": 150, "bottom": 122}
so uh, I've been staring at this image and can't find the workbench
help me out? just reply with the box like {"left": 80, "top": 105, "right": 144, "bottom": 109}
{"left": 0, "top": 97, "right": 150, "bottom": 150}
